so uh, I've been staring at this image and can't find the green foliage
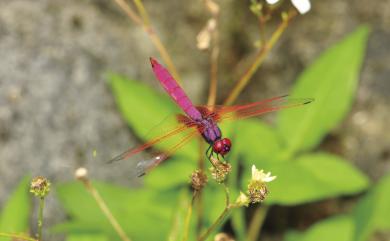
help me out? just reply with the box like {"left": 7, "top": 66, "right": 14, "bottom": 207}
{"left": 0, "top": 176, "right": 31, "bottom": 241}
{"left": 265, "top": 153, "right": 370, "bottom": 205}
{"left": 352, "top": 174, "right": 390, "bottom": 241}
{"left": 278, "top": 26, "right": 370, "bottom": 157}
{"left": 66, "top": 233, "right": 109, "bottom": 241}
{"left": 55, "top": 181, "right": 182, "bottom": 241}
{"left": 284, "top": 215, "right": 354, "bottom": 241}
{"left": 52, "top": 26, "right": 379, "bottom": 241}
{"left": 283, "top": 174, "right": 390, "bottom": 241}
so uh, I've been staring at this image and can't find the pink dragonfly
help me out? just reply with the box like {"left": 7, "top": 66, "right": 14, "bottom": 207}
{"left": 110, "top": 58, "right": 313, "bottom": 177}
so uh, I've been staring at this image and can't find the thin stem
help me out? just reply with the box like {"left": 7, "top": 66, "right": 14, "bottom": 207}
{"left": 195, "top": 190, "right": 204, "bottom": 236}
{"left": 207, "top": 38, "right": 219, "bottom": 107}
{"left": 196, "top": 137, "right": 205, "bottom": 236}
{"left": 112, "top": 0, "right": 182, "bottom": 83}
{"left": 198, "top": 183, "right": 231, "bottom": 241}
{"left": 0, "top": 233, "right": 37, "bottom": 241}
{"left": 206, "top": 6, "right": 220, "bottom": 107}
{"left": 113, "top": 0, "right": 142, "bottom": 25}
{"left": 182, "top": 191, "right": 198, "bottom": 241}
{"left": 80, "top": 179, "right": 132, "bottom": 241}
{"left": 37, "top": 197, "right": 45, "bottom": 241}
{"left": 132, "top": 0, "right": 151, "bottom": 26}
{"left": 198, "top": 207, "right": 230, "bottom": 241}
{"left": 246, "top": 205, "right": 269, "bottom": 241}
{"left": 223, "top": 10, "right": 297, "bottom": 106}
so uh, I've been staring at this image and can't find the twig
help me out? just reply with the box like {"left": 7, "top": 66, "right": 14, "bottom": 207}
{"left": 0, "top": 232, "right": 37, "bottom": 241}
{"left": 78, "top": 177, "right": 132, "bottom": 241}
{"left": 246, "top": 205, "right": 269, "bottom": 241}
{"left": 223, "top": 9, "right": 297, "bottom": 105}
{"left": 112, "top": 0, "right": 182, "bottom": 83}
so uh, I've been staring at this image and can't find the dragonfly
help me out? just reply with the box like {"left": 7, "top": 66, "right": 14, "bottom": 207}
{"left": 110, "top": 57, "right": 313, "bottom": 177}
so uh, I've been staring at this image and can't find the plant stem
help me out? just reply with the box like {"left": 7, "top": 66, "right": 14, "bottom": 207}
{"left": 198, "top": 183, "right": 231, "bottom": 241}
{"left": 223, "top": 9, "right": 297, "bottom": 106}
{"left": 112, "top": 0, "right": 182, "bottom": 83}
{"left": 80, "top": 179, "right": 132, "bottom": 241}
{"left": 0, "top": 233, "right": 37, "bottom": 241}
{"left": 207, "top": 37, "right": 220, "bottom": 107}
{"left": 206, "top": 2, "right": 220, "bottom": 107}
{"left": 198, "top": 207, "right": 230, "bottom": 241}
{"left": 246, "top": 205, "right": 269, "bottom": 241}
{"left": 182, "top": 191, "right": 198, "bottom": 241}
{"left": 37, "top": 197, "right": 45, "bottom": 241}
{"left": 132, "top": 0, "right": 150, "bottom": 26}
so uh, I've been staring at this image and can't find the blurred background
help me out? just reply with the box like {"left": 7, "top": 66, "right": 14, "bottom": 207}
{"left": 0, "top": 0, "right": 389, "bottom": 240}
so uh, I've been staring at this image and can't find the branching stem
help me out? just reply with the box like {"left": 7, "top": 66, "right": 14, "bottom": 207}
{"left": 224, "top": 9, "right": 297, "bottom": 105}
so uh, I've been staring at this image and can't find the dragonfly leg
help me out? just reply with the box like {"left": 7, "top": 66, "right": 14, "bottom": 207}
{"left": 205, "top": 145, "right": 212, "bottom": 159}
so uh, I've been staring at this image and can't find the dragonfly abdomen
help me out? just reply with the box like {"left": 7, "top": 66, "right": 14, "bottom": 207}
{"left": 150, "top": 58, "right": 202, "bottom": 121}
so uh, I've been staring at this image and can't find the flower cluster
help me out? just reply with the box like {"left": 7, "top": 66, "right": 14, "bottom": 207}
{"left": 235, "top": 165, "right": 276, "bottom": 206}
{"left": 209, "top": 156, "right": 232, "bottom": 183}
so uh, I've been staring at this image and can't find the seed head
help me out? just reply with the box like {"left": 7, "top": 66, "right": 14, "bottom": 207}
{"left": 191, "top": 169, "right": 208, "bottom": 190}
{"left": 30, "top": 176, "right": 51, "bottom": 198}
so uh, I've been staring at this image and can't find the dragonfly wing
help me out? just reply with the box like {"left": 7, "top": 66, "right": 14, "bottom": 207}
{"left": 134, "top": 128, "right": 200, "bottom": 177}
{"left": 214, "top": 95, "right": 314, "bottom": 122}
{"left": 108, "top": 114, "right": 197, "bottom": 164}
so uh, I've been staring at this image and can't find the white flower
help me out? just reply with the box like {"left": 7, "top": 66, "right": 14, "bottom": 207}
{"left": 251, "top": 165, "right": 276, "bottom": 183}
{"left": 265, "top": 0, "right": 311, "bottom": 14}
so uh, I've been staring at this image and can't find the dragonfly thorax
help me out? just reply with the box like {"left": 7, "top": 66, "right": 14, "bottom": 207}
{"left": 198, "top": 117, "right": 222, "bottom": 144}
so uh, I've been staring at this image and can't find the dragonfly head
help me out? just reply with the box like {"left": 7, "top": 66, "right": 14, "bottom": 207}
{"left": 213, "top": 138, "right": 232, "bottom": 156}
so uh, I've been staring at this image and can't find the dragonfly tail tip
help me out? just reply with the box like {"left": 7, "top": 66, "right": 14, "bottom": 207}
{"left": 150, "top": 57, "right": 158, "bottom": 67}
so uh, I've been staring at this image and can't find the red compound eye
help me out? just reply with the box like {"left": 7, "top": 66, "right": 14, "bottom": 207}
{"left": 213, "top": 138, "right": 232, "bottom": 155}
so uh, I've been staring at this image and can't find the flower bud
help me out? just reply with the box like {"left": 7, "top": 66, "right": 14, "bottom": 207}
{"left": 30, "top": 176, "right": 51, "bottom": 198}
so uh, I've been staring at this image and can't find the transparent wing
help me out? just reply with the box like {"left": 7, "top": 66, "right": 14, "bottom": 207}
{"left": 134, "top": 128, "right": 200, "bottom": 177}
{"left": 108, "top": 114, "right": 196, "bottom": 164}
{"left": 196, "top": 95, "right": 314, "bottom": 122}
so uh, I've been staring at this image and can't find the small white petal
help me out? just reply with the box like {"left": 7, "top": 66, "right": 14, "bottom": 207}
{"left": 263, "top": 175, "right": 277, "bottom": 182}
{"left": 266, "top": 0, "right": 280, "bottom": 4}
{"left": 291, "top": 0, "right": 311, "bottom": 14}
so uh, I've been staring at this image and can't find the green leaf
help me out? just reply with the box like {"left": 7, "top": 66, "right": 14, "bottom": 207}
{"left": 56, "top": 181, "right": 180, "bottom": 241}
{"left": 108, "top": 73, "right": 197, "bottom": 160}
{"left": 234, "top": 119, "right": 282, "bottom": 163}
{"left": 284, "top": 215, "right": 354, "bottom": 241}
{"left": 144, "top": 157, "right": 196, "bottom": 189}
{"left": 256, "top": 153, "right": 370, "bottom": 205}
{"left": 278, "top": 26, "right": 370, "bottom": 156}
{"left": 353, "top": 174, "right": 390, "bottom": 241}
{"left": 0, "top": 176, "right": 31, "bottom": 241}
{"left": 66, "top": 233, "right": 109, "bottom": 241}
